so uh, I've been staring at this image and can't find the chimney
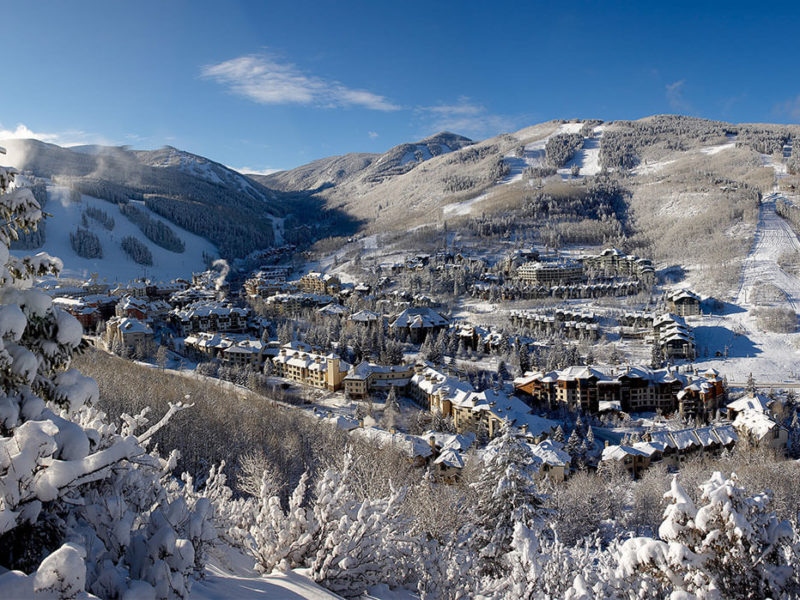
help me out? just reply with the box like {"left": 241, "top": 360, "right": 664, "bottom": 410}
{"left": 604, "top": 440, "right": 609, "bottom": 448}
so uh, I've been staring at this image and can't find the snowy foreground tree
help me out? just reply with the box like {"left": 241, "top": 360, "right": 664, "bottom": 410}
{"left": 565, "top": 472, "right": 800, "bottom": 600}
{"left": 0, "top": 153, "right": 214, "bottom": 599}
{"left": 243, "top": 451, "right": 418, "bottom": 597}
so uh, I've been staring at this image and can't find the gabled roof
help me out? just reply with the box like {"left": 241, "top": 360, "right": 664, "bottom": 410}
{"left": 727, "top": 393, "right": 771, "bottom": 414}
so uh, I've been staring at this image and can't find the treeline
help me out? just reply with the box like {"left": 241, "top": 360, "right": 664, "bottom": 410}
{"left": 62, "top": 178, "right": 144, "bottom": 203}
{"left": 461, "top": 177, "right": 630, "bottom": 249}
{"left": 83, "top": 205, "right": 115, "bottom": 230}
{"left": 70, "top": 227, "right": 103, "bottom": 258}
{"left": 580, "top": 118, "right": 603, "bottom": 137}
{"left": 736, "top": 129, "right": 790, "bottom": 155}
{"left": 145, "top": 195, "right": 274, "bottom": 258}
{"left": 119, "top": 202, "right": 185, "bottom": 253}
{"left": 53, "top": 163, "right": 280, "bottom": 259}
{"left": 777, "top": 198, "right": 800, "bottom": 230}
{"left": 599, "top": 115, "right": 735, "bottom": 170}
{"left": 545, "top": 133, "right": 583, "bottom": 168}
{"left": 121, "top": 235, "right": 153, "bottom": 265}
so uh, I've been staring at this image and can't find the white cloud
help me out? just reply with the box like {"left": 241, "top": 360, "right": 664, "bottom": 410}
{"left": 665, "top": 79, "right": 692, "bottom": 113}
{"left": 773, "top": 94, "right": 800, "bottom": 120}
{"left": 202, "top": 54, "right": 400, "bottom": 112}
{"left": 0, "top": 122, "right": 109, "bottom": 147}
{"left": 418, "top": 97, "right": 518, "bottom": 138}
{"left": 230, "top": 165, "right": 282, "bottom": 176}
{"left": 368, "top": 131, "right": 379, "bottom": 139}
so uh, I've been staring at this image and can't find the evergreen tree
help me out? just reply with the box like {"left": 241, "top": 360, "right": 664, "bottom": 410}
{"left": 383, "top": 386, "right": 400, "bottom": 430}
{"left": 470, "top": 423, "right": 543, "bottom": 576}
{"left": 0, "top": 146, "right": 211, "bottom": 598}
{"left": 566, "top": 428, "right": 583, "bottom": 467}
{"left": 746, "top": 372, "right": 757, "bottom": 394}
{"left": 518, "top": 344, "right": 530, "bottom": 374}
{"left": 586, "top": 425, "right": 596, "bottom": 449}
{"left": 788, "top": 411, "right": 800, "bottom": 458}
{"left": 552, "top": 425, "right": 565, "bottom": 443}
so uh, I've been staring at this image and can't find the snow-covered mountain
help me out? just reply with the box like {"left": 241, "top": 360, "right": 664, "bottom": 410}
{"left": 9, "top": 182, "right": 218, "bottom": 283}
{"left": 256, "top": 131, "right": 473, "bottom": 191}
{"left": 0, "top": 139, "right": 284, "bottom": 260}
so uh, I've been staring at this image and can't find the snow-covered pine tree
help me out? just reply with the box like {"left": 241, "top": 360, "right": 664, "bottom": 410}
{"left": 383, "top": 386, "right": 400, "bottom": 430}
{"left": 245, "top": 451, "right": 418, "bottom": 596}
{"left": 788, "top": 411, "right": 800, "bottom": 459}
{"left": 609, "top": 473, "right": 798, "bottom": 599}
{"left": 0, "top": 149, "right": 214, "bottom": 599}
{"left": 746, "top": 372, "right": 757, "bottom": 394}
{"left": 586, "top": 424, "right": 596, "bottom": 448}
{"left": 469, "top": 422, "right": 544, "bottom": 577}
{"left": 566, "top": 428, "right": 584, "bottom": 468}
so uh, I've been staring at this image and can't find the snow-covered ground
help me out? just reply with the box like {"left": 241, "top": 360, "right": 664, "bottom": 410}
{"left": 632, "top": 157, "right": 677, "bottom": 176}
{"left": 11, "top": 185, "right": 218, "bottom": 282}
{"left": 700, "top": 142, "right": 736, "bottom": 156}
{"left": 690, "top": 189, "right": 800, "bottom": 384}
{"left": 561, "top": 127, "right": 603, "bottom": 178}
{"left": 442, "top": 189, "right": 494, "bottom": 217}
{"left": 500, "top": 122, "right": 584, "bottom": 186}
{"left": 444, "top": 123, "right": 591, "bottom": 217}
{"left": 192, "top": 550, "right": 342, "bottom": 600}
{"left": 735, "top": 195, "right": 800, "bottom": 309}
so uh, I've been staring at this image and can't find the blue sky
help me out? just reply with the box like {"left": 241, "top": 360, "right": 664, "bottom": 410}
{"left": 2, "top": 1, "right": 800, "bottom": 173}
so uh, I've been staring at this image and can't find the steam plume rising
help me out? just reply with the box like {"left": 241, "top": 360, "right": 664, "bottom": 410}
{"left": 212, "top": 259, "right": 230, "bottom": 291}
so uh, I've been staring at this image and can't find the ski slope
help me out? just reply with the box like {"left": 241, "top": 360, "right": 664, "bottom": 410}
{"left": 692, "top": 188, "right": 800, "bottom": 384}
{"left": 736, "top": 195, "right": 800, "bottom": 309}
{"left": 11, "top": 185, "right": 218, "bottom": 283}
{"left": 443, "top": 123, "right": 595, "bottom": 217}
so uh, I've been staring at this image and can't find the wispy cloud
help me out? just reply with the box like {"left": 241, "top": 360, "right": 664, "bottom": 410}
{"left": 417, "top": 96, "right": 518, "bottom": 138}
{"left": 773, "top": 94, "right": 800, "bottom": 120}
{"left": 665, "top": 79, "right": 692, "bottom": 113}
{"left": 0, "top": 122, "right": 107, "bottom": 147}
{"left": 230, "top": 165, "right": 282, "bottom": 176}
{"left": 368, "top": 131, "right": 379, "bottom": 139}
{"left": 202, "top": 54, "right": 400, "bottom": 111}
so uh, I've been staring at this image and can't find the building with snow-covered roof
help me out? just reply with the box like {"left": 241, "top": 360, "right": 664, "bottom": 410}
{"left": 652, "top": 313, "right": 695, "bottom": 360}
{"left": 409, "top": 364, "right": 557, "bottom": 440}
{"left": 389, "top": 307, "right": 449, "bottom": 343}
{"left": 580, "top": 248, "right": 654, "bottom": 284}
{"left": 733, "top": 410, "right": 787, "bottom": 451}
{"left": 168, "top": 287, "right": 219, "bottom": 307}
{"left": 517, "top": 260, "right": 584, "bottom": 285}
{"left": 110, "top": 281, "right": 149, "bottom": 298}
{"left": 530, "top": 439, "right": 571, "bottom": 482}
{"left": 516, "top": 365, "right": 724, "bottom": 416}
{"left": 105, "top": 316, "right": 153, "bottom": 351}
{"left": 600, "top": 444, "right": 651, "bottom": 478}
{"left": 52, "top": 297, "right": 101, "bottom": 330}
{"left": 343, "top": 361, "right": 414, "bottom": 400}
{"left": 298, "top": 272, "right": 341, "bottom": 295}
{"left": 666, "top": 288, "right": 701, "bottom": 316}
{"left": 726, "top": 392, "right": 773, "bottom": 419}
{"left": 348, "top": 309, "right": 382, "bottom": 326}
{"left": 317, "top": 302, "right": 349, "bottom": 317}
{"left": 645, "top": 425, "right": 737, "bottom": 467}
{"left": 271, "top": 343, "right": 350, "bottom": 391}
{"left": 169, "top": 301, "right": 250, "bottom": 335}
